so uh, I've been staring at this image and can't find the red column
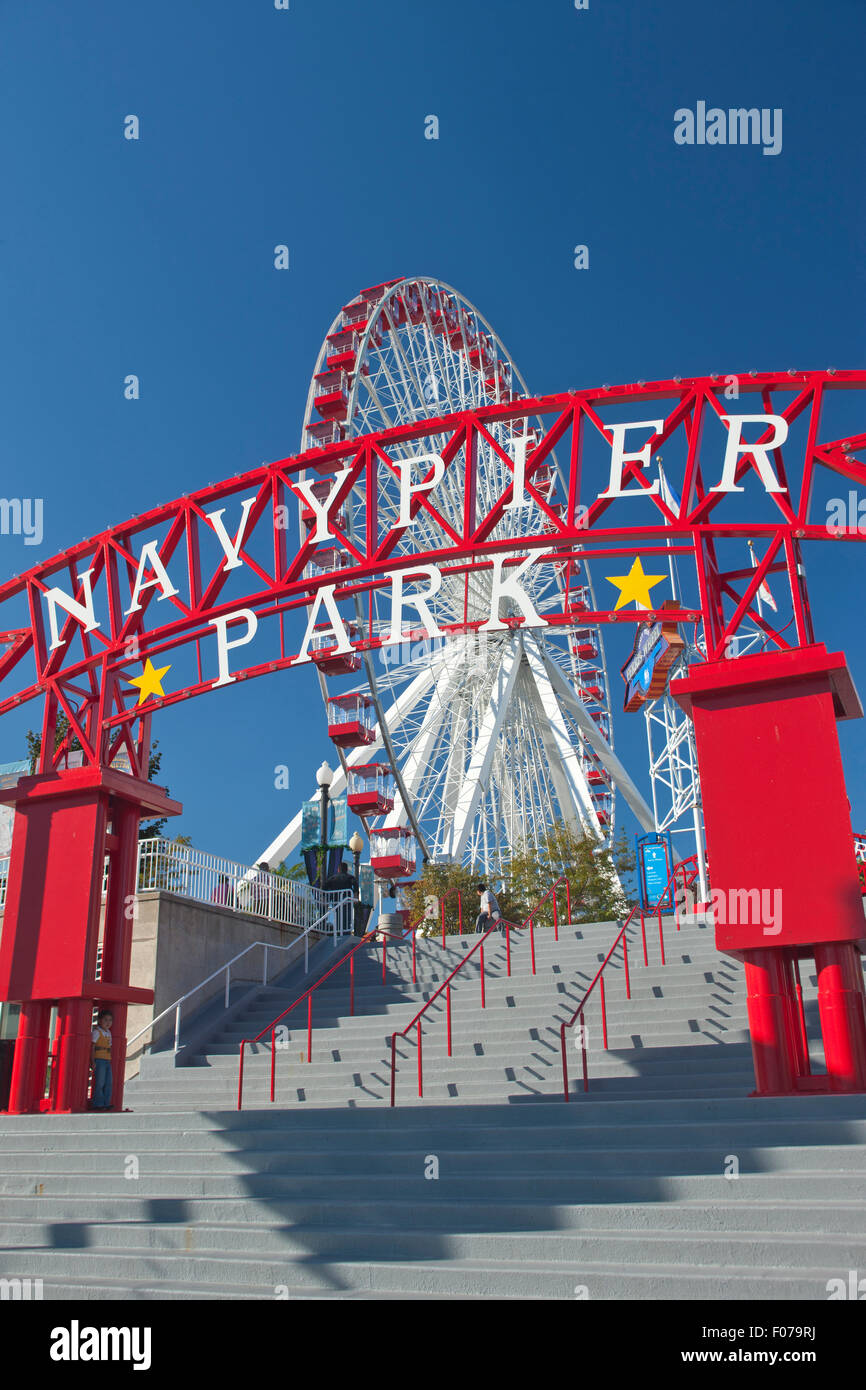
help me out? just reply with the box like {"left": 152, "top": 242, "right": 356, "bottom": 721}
{"left": 781, "top": 954, "right": 810, "bottom": 1081}
{"left": 6, "top": 999, "right": 51, "bottom": 1113}
{"left": 53, "top": 998, "right": 95, "bottom": 1112}
{"left": 814, "top": 942, "right": 866, "bottom": 1092}
{"left": 99, "top": 798, "right": 142, "bottom": 1112}
{"left": 743, "top": 950, "right": 797, "bottom": 1095}
{"left": 0, "top": 766, "right": 180, "bottom": 1115}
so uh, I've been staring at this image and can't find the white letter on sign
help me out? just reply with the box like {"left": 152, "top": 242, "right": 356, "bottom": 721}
{"left": 292, "top": 585, "right": 354, "bottom": 665}
{"left": 503, "top": 435, "right": 534, "bottom": 511}
{"left": 204, "top": 495, "right": 258, "bottom": 571}
{"left": 383, "top": 566, "right": 443, "bottom": 643}
{"left": 209, "top": 608, "right": 258, "bottom": 688}
{"left": 598, "top": 421, "right": 663, "bottom": 499}
{"left": 124, "top": 541, "right": 180, "bottom": 614}
{"left": 292, "top": 467, "right": 354, "bottom": 542}
{"left": 46, "top": 568, "right": 102, "bottom": 649}
{"left": 710, "top": 414, "right": 788, "bottom": 493}
{"left": 479, "top": 552, "right": 550, "bottom": 632}
{"left": 397, "top": 452, "right": 446, "bottom": 527}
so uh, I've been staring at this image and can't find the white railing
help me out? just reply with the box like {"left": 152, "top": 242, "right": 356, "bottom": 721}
{"left": 135, "top": 838, "right": 334, "bottom": 929}
{"left": 0, "top": 839, "right": 349, "bottom": 935}
{"left": 126, "top": 894, "right": 354, "bottom": 1059}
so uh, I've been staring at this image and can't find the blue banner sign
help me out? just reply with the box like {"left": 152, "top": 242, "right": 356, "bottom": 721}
{"left": 301, "top": 795, "right": 348, "bottom": 850}
{"left": 358, "top": 864, "right": 373, "bottom": 907}
{"left": 328, "top": 797, "right": 347, "bottom": 848}
{"left": 300, "top": 799, "right": 321, "bottom": 851}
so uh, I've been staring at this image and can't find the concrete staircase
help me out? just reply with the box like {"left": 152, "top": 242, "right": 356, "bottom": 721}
{"left": 127, "top": 915, "right": 756, "bottom": 1109}
{"left": 2, "top": 914, "right": 866, "bottom": 1299}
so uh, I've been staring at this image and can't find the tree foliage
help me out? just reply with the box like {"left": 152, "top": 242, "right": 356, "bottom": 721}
{"left": 407, "top": 860, "right": 518, "bottom": 937}
{"left": 25, "top": 716, "right": 175, "bottom": 840}
{"left": 25, "top": 711, "right": 80, "bottom": 774}
{"left": 274, "top": 860, "right": 309, "bottom": 881}
{"left": 140, "top": 740, "right": 171, "bottom": 839}
{"left": 505, "top": 823, "right": 634, "bottom": 929}
{"left": 407, "top": 823, "right": 636, "bottom": 937}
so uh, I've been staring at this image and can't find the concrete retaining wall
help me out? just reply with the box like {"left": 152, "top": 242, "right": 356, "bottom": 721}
{"left": 126, "top": 893, "right": 331, "bottom": 1073}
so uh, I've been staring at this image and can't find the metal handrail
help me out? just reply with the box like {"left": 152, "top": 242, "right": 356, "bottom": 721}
{"left": 559, "top": 858, "right": 700, "bottom": 1101}
{"left": 399, "top": 887, "right": 464, "bottom": 986}
{"left": 128, "top": 894, "right": 353, "bottom": 1059}
{"left": 236, "top": 892, "right": 455, "bottom": 1107}
{"left": 410, "top": 885, "right": 465, "bottom": 947}
{"left": 389, "top": 877, "right": 571, "bottom": 1106}
{"left": 238, "top": 915, "right": 382, "bottom": 1110}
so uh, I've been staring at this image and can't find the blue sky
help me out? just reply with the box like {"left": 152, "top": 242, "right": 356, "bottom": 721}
{"left": 1, "top": 0, "right": 864, "bottom": 864}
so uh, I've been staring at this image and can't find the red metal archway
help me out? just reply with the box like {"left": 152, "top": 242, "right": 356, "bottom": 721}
{"left": 2, "top": 368, "right": 866, "bottom": 1110}
{"left": 0, "top": 370, "right": 862, "bottom": 772}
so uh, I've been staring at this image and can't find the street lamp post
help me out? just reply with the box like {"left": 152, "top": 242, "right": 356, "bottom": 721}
{"left": 316, "top": 760, "right": 333, "bottom": 890}
{"left": 349, "top": 830, "right": 363, "bottom": 884}
{"left": 348, "top": 829, "right": 365, "bottom": 936}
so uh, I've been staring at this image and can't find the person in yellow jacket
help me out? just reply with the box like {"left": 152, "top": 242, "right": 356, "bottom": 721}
{"left": 90, "top": 1009, "right": 114, "bottom": 1111}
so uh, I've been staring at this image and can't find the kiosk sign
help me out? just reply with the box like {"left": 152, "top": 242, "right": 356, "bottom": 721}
{"left": 636, "top": 831, "right": 675, "bottom": 911}
{"left": 621, "top": 607, "right": 685, "bottom": 712}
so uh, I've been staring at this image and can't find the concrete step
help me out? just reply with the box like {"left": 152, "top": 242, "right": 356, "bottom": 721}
{"left": 212, "top": 988, "right": 749, "bottom": 1037}
{"left": 3, "top": 1220, "right": 865, "bottom": 1273}
{"left": 143, "top": 1045, "right": 759, "bottom": 1075}
{"left": 4, "top": 1142, "right": 866, "bottom": 1178}
{"left": 136, "top": 1046, "right": 760, "bottom": 1083}
{"left": 2, "top": 1169, "right": 866, "bottom": 1202}
{"left": 196, "top": 1032, "right": 755, "bottom": 1064}
{"left": 0, "top": 1249, "right": 844, "bottom": 1300}
{"left": 8, "top": 1112, "right": 866, "bottom": 1152}
{"left": 2, "top": 1191, "right": 863, "bottom": 1234}
{"left": 236, "top": 986, "right": 744, "bottom": 1016}
{"left": 194, "top": 1059, "right": 752, "bottom": 1089}
{"left": 4, "top": 903, "right": 857, "bottom": 1301}
{"left": 9, "top": 1091, "right": 866, "bottom": 1128}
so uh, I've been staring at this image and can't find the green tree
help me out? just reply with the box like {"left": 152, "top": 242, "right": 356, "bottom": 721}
{"left": 147, "top": 832, "right": 194, "bottom": 891}
{"left": 506, "top": 822, "right": 634, "bottom": 929}
{"left": 273, "top": 860, "right": 309, "bottom": 882}
{"left": 407, "top": 861, "right": 518, "bottom": 938}
{"left": 26, "top": 717, "right": 175, "bottom": 841}
{"left": 139, "top": 740, "right": 171, "bottom": 839}
{"left": 25, "top": 711, "right": 80, "bottom": 773}
{"left": 408, "top": 823, "right": 636, "bottom": 938}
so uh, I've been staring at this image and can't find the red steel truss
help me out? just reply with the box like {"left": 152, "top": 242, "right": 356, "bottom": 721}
{"left": 0, "top": 370, "right": 863, "bottom": 773}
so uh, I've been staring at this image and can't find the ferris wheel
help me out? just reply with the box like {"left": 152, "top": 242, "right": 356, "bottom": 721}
{"left": 261, "top": 277, "right": 654, "bottom": 876}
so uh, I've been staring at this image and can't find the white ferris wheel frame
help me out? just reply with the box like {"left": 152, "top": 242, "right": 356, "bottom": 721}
{"left": 259, "top": 277, "right": 655, "bottom": 875}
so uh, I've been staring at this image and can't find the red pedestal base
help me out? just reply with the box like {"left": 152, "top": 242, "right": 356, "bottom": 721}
{"left": 0, "top": 766, "right": 181, "bottom": 1114}
{"left": 672, "top": 645, "right": 866, "bottom": 1097}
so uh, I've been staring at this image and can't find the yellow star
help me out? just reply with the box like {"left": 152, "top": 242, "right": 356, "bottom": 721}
{"left": 127, "top": 658, "right": 171, "bottom": 706}
{"left": 606, "top": 557, "right": 667, "bottom": 611}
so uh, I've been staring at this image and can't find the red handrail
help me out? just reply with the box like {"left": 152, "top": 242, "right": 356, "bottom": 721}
{"left": 238, "top": 875, "right": 578, "bottom": 1109}
{"left": 559, "top": 857, "right": 700, "bottom": 1101}
{"left": 440, "top": 887, "right": 463, "bottom": 945}
{"left": 388, "top": 877, "right": 570, "bottom": 1106}
{"left": 237, "top": 892, "right": 446, "bottom": 1109}
{"left": 416, "top": 886, "right": 464, "bottom": 948}
{"left": 238, "top": 927, "right": 380, "bottom": 1109}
